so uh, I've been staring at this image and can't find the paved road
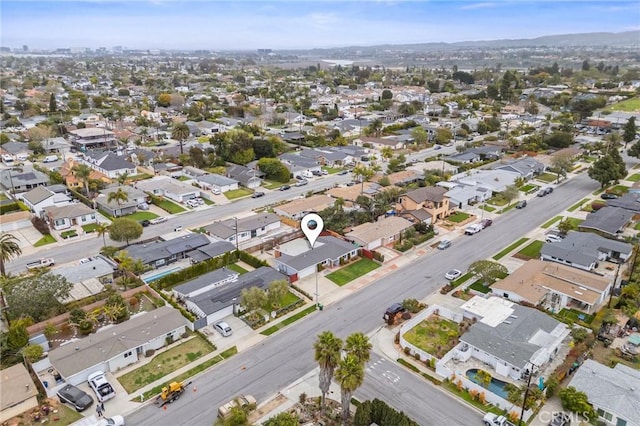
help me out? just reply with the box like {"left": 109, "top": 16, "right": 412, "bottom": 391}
{"left": 5, "top": 173, "right": 352, "bottom": 274}
{"left": 126, "top": 172, "right": 598, "bottom": 426}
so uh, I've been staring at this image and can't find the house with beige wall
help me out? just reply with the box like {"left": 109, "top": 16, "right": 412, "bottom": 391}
{"left": 396, "top": 186, "right": 451, "bottom": 222}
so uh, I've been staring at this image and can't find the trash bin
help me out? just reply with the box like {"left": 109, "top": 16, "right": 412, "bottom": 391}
{"left": 318, "top": 304, "right": 324, "bottom": 311}
{"left": 43, "top": 381, "right": 48, "bottom": 388}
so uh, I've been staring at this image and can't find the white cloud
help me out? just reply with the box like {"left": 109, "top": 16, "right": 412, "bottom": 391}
{"left": 458, "top": 2, "right": 500, "bottom": 10}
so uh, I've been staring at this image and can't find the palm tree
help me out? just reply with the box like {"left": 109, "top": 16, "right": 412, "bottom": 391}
{"left": 95, "top": 222, "right": 110, "bottom": 248}
{"left": 344, "top": 332, "right": 372, "bottom": 366}
{"left": 171, "top": 123, "right": 190, "bottom": 155}
{"left": 73, "top": 163, "right": 93, "bottom": 195}
{"left": 314, "top": 331, "right": 343, "bottom": 412}
{"left": 0, "top": 232, "right": 22, "bottom": 277}
{"left": 116, "top": 171, "right": 130, "bottom": 186}
{"left": 335, "top": 354, "right": 365, "bottom": 423}
{"left": 107, "top": 188, "right": 129, "bottom": 206}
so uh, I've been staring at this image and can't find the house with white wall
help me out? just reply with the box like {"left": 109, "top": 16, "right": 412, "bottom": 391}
{"left": 135, "top": 176, "right": 200, "bottom": 203}
{"left": 20, "top": 186, "right": 72, "bottom": 217}
{"left": 204, "top": 213, "right": 281, "bottom": 246}
{"left": 44, "top": 203, "right": 97, "bottom": 231}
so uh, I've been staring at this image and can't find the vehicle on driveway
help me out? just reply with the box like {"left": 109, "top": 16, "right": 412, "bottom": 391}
{"left": 57, "top": 384, "right": 94, "bottom": 412}
{"left": 437, "top": 240, "right": 451, "bottom": 250}
{"left": 601, "top": 192, "right": 618, "bottom": 200}
{"left": 515, "top": 200, "right": 527, "bottom": 209}
{"left": 546, "top": 234, "right": 564, "bottom": 243}
{"left": 383, "top": 303, "right": 406, "bottom": 323}
{"left": 87, "top": 371, "right": 115, "bottom": 402}
{"left": 480, "top": 219, "right": 493, "bottom": 228}
{"left": 483, "top": 413, "right": 515, "bottom": 426}
{"left": 445, "top": 269, "right": 462, "bottom": 280}
{"left": 214, "top": 321, "right": 233, "bottom": 337}
{"left": 140, "top": 219, "right": 150, "bottom": 227}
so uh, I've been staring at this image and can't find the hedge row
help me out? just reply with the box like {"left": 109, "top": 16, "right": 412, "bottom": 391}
{"left": 0, "top": 202, "right": 21, "bottom": 215}
{"left": 353, "top": 398, "right": 419, "bottom": 426}
{"left": 69, "top": 188, "right": 94, "bottom": 209}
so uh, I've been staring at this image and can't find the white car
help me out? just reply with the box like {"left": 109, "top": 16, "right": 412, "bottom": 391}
{"left": 211, "top": 188, "right": 221, "bottom": 195}
{"left": 186, "top": 199, "right": 199, "bottom": 208}
{"left": 87, "top": 371, "right": 115, "bottom": 402}
{"left": 546, "top": 234, "right": 564, "bottom": 243}
{"left": 149, "top": 217, "right": 168, "bottom": 225}
{"left": 445, "top": 269, "right": 462, "bottom": 280}
{"left": 214, "top": 321, "right": 232, "bottom": 337}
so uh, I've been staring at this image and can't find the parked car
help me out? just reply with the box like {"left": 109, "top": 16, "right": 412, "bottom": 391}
{"left": 320, "top": 170, "right": 328, "bottom": 175}
{"left": 137, "top": 202, "right": 150, "bottom": 210}
{"left": 57, "top": 384, "right": 94, "bottom": 412}
{"left": 383, "top": 303, "right": 406, "bottom": 322}
{"left": 437, "top": 239, "right": 451, "bottom": 250}
{"left": 150, "top": 217, "right": 167, "bottom": 225}
{"left": 214, "top": 321, "right": 233, "bottom": 337}
{"left": 601, "top": 193, "right": 619, "bottom": 200}
{"left": 546, "top": 234, "right": 564, "bottom": 243}
{"left": 464, "top": 224, "right": 483, "bottom": 235}
{"left": 295, "top": 179, "right": 308, "bottom": 187}
{"left": 537, "top": 187, "right": 554, "bottom": 197}
{"left": 279, "top": 185, "right": 291, "bottom": 191}
{"left": 140, "top": 220, "right": 151, "bottom": 227}
{"left": 338, "top": 170, "right": 349, "bottom": 175}
{"left": 549, "top": 412, "right": 571, "bottom": 426}
{"left": 251, "top": 191, "right": 265, "bottom": 198}
{"left": 186, "top": 199, "right": 199, "bottom": 208}
{"left": 211, "top": 188, "right": 221, "bottom": 195}
{"left": 515, "top": 200, "right": 527, "bottom": 209}
{"left": 87, "top": 371, "right": 116, "bottom": 403}
{"left": 218, "top": 395, "right": 256, "bottom": 419}
{"left": 445, "top": 269, "right": 462, "bottom": 280}
{"left": 480, "top": 219, "right": 493, "bottom": 228}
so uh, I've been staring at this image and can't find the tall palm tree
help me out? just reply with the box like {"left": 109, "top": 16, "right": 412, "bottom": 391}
{"left": 107, "top": 188, "right": 129, "bottom": 206}
{"left": 313, "top": 331, "right": 343, "bottom": 412}
{"left": 73, "top": 163, "right": 93, "bottom": 195}
{"left": 171, "top": 123, "right": 190, "bottom": 155}
{"left": 116, "top": 171, "right": 130, "bottom": 186}
{"left": 95, "top": 222, "right": 110, "bottom": 248}
{"left": 335, "top": 354, "right": 365, "bottom": 423}
{"left": 344, "top": 332, "right": 372, "bottom": 366}
{"left": 0, "top": 232, "right": 22, "bottom": 277}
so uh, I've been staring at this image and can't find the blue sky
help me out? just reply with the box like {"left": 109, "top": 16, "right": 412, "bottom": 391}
{"left": 2, "top": 1, "right": 639, "bottom": 50}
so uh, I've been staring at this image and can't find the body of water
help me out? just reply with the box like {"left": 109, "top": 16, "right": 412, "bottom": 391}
{"left": 466, "top": 368, "right": 509, "bottom": 399}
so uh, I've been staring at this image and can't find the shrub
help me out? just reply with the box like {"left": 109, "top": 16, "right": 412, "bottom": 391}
{"left": 0, "top": 202, "right": 21, "bottom": 215}
{"left": 31, "top": 216, "right": 50, "bottom": 235}
{"left": 403, "top": 346, "right": 411, "bottom": 355}
{"left": 402, "top": 298, "right": 426, "bottom": 313}
{"left": 145, "top": 349, "right": 155, "bottom": 357}
{"left": 401, "top": 311, "right": 412, "bottom": 320}
{"left": 413, "top": 352, "right": 421, "bottom": 361}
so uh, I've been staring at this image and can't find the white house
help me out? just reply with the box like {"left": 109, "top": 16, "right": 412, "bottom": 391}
{"left": 44, "top": 203, "right": 97, "bottom": 231}
{"left": 204, "top": 213, "right": 281, "bottom": 245}
{"left": 46, "top": 307, "right": 187, "bottom": 387}
{"left": 345, "top": 216, "right": 414, "bottom": 250}
{"left": 20, "top": 186, "right": 72, "bottom": 217}
{"left": 81, "top": 151, "right": 137, "bottom": 179}
{"left": 454, "top": 296, "right": 569, "bottom": 381}
{"left": 135, "top": 176, "right": 200, "bottom": 203}
{"left": 196, "top": 174, "right": 239, "bottom": 193}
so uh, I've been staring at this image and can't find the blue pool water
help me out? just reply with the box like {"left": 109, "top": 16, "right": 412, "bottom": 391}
{"left": 466, "top": 368, "right": 509, "bottom": 399}
{"left": 143, "top": 268, "right": 180, "bottom": 283}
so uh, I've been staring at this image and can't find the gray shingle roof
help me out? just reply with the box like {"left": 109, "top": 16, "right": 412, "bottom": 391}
{"left": 276, "top": 236, "right": 358, "bottom": 271}
{"left": 579, "top": 207, "right": 634, "bottom": 235}
{"left": 197, "top": 174, "right": 238, "bottom": 187}
{"left": 187, "top": 241, "right": 236, "bottom": 263}
{"left": 540, "top": 231, "right": 632, "bottom": 267}
{"left": 204, "top": 213, "right": 280, "bottom": 240}
{"left": 569, "top": 359, "right": 640, "bottom": 425}
{"left": 607, "top": 192, "right": 640, "bottom": 213}
{"left": 125, "top": 234, "right": 211, "bottom": 264}
{"left": 173, "top": 267, "right": 239, "bottom": 297}
{"left": 460, "top": 305, "right": 562, "bottom": 369}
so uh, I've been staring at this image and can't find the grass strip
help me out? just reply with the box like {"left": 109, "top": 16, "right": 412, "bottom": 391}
{"left": 260, "top": 305, "right": 317, "bottom": 336}
{"left": 541, "top": 215, "right": 563, "bottom": 229}
{"left": 567, "top": 199, "right": 589, "bottom": 212}
{"left": 493, "top": 237, "right": 528, "bottom": 260}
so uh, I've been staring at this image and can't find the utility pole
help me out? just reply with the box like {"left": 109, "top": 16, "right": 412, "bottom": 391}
{"left": 234, "top": 217, "right": 239, "bottom": 252}
{"left": 518, "top": 362, "right": 537, "bottom": 426}
{"left": 608, "top": 261, "right": 621, "bottom": 308}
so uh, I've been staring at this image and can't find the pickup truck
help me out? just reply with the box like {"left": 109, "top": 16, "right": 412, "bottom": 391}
{"left": 464, "top": 224, "right": 483, "bottom": 235}
{"left": 26, "top": 258, "right": 55, "bottom": 270}
{"left": 483, "top": 413, "right": 515, "bottom": 426}
{"left": 87, "top": 371, "right": 115, "bottom": 402}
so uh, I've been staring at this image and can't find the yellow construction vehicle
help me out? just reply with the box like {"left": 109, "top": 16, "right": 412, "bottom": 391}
{"left": 153, "top": 381, "right": 191, "bottom": 407}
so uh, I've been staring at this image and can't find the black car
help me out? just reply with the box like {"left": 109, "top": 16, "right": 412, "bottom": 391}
{"left": 601, "top": 192, "right": 618, "bottom": 200}
{"left": 515, "top": 200, "right": 527, "bottom": 209}
{"left": 383, "top": 303, "right": 406, "bottom": 322}
{"left": 251, "top": 191, "right": 265, "bottom": 198}
{"left": 549, "top": 412, "right": 571, "bottom": 426}
{"left": 139, "top": 220, "right": 151, "bottom": 227}
{"left": 279, "top": 185, "right": 291, "bottom": 191}
{"left": 57, "top": 384, "right": 94, "bottom": 412}
{"left": 338, "top": 170, "right": 349, "bottom": 175}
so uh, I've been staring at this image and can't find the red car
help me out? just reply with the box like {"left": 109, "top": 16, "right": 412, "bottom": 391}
{"left": 480, "top": 219, "right": 493, "bottom": 228}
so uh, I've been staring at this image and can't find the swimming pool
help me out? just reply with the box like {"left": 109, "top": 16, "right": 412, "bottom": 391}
{"left": 142, "top": 267, "right": 181, "bottom": 283}
{"left": 466, "top": 368, "right": 509, "bottom": 399}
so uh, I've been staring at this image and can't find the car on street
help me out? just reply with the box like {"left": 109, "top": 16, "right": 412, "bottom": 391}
{"left": 279, "top": 185, "right": 291, "bottom": 191}
{"left": 445, "top": 269, "right": 462, "bottom": 280}
{"left": 295, "top": 179, "right": 308, "bottom": 187}
{"left": 601, "top": 192, "right": 618, "bottom": 200}
{"left": 546, "top": 234, "right": 564, "bottom": 243}
{"left": 537, "top": 187, "right": 553, "bottom": 197}
{"left": 437, "top": 239, "right": 451, "bottom": 250}
{"left": 480, "top": 219, "right": 493, "bottom": 228}
{"left": 214, "top": 320, "right": 233, "bottom": 337}
{"left": 515, "top": 200, "right": 527, "bottom": 209}
{"left": 57, "top": 384, "right": 94, "bottom": 412}
{"left": 383, "top": 303, "right": 406, "bottom": 322}
{"left": 150, "top": 217, "right": 168, "bottom": 225}
{"left": 251, "top": 191, "right": 265, "bottom": 198}
{"left": 139, "top": 220, "right": 150, "bottom": 227}
{"left": 218, "top": 395, "right": 256, "bottom": 419}
{"left": 549, "top": 412, "right": 571, "bottom": 426}
{"left": 338, "top": 170, "right": 349, "bottom": 175}
{"left": 464, "top": 224, "right": 483, "bottom": 235}
{"left": 346, "top": 181, "right": 356, "bottom": 186}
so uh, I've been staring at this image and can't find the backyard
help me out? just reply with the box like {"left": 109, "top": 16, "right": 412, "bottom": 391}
{"left": 326, "top": 258, "right": 380, "bottom": 286}
{"left": 117, "top": 334, "right": 214, "bottom": 393}
{"left": 402, "top": 314, "right": 461, "bottom": 358}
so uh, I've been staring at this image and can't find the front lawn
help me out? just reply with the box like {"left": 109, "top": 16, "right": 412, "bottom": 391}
{"left": 117, "top": 334, "right": 214, "bottom": 393}
{"left": 262, "top": 180, "right": 285, "bottom": 190}
{"left": 402, "top": 315, "right": 461, "bottom": 358}
{"left": 82, "top": 223, "right": 99, "bottom": 233}
{"left": 567, "top": 199, "right": 589, "bottom": 212}
{"left": 447, "top": 212, "right": 471, "bottom": 223}
{"left": 565, "top": 217, "right": 584, "bottom": 228}
{"left": 627, "top": 174, "right": 640, "bottom": 182}
{"left": 226, "top": 263, "right": 249, "bottom": 275}
{"left": 469, "top": 280, "right": 493, "bottom": 294}
{"left": 541, "top": 215, "right": 563, "bottom": 229}
{"left": 34, "top": 234, "right": 56, "bottom": 247}
{"left": 326, "top": 258, "right": 380, "bottom": 286}
{"left": 493, "top": 237, "right": 528, "bottom": 260}
{"left": 322, "top": 166, "right": 342, "bottom": 174}
{"left": 516, "top": 240, "right": 545, "bottom": 259}
{"left": 60, "top": 230, "right": 78, "bottom": 239}
{"left": 519, "top": 183, "right": 539, "bottom": 194}
{"left": 177, "top": 176, "right": 191, "bottom": 181}
{"left": 224, "top": 188, "right": 254, "bottom": 200}
{"left": 123, "top": 211, "right": 159, "bottom": 221}
{"left": 603, "top": 96, "right": 640, "bottom": 112}
{"left": 479, "top": 204, "right": 496, "bottom": 212}
{"left": 486, "top": 196, "right": 508, "bottom": 206}
{"left": 260, "top": 305, "right": 317, "bottom": 336}
{"left": 154, "top": 198, "right": 186, "bottom": 214}
{"left": 608, "top": 184, "right": 630, "bottom": 194}
{"left": 451, "top": 272, "right": 474, "bottom": 288}
{"left": 536, "top": 172, "right": 558, "bottom": 183}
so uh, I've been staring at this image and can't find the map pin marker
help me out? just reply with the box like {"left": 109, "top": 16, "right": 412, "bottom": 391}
{"left": 301, "top": 213, "right": 324, "bottom": 249}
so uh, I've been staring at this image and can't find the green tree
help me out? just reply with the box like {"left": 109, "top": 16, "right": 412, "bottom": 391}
{"left": 95, "top": 222, "right": 110, "bottom": 248}
{"left": 267, "top": 280, "right": 288, "bottom": 309}
{"left": 550, "top": 154, "right": 574, "bottom": 183}
{"left": 411, "top": 126, "right": 428, "bottom": 146}
{"left": 4, "top": 274, "right": 73, "bottom": 322}
{"left": 344, "top": 332, "right": 372, "bottom": 366}
{"left": 502, "top": 184, "right": 520, "bottom": 206}
{"left": 73, "top": 163, "right": 93, "bottom": 195}
{"left": 0, "top": 232, "right": 22, "bottom": 277}
{"left": 215, "top": 405, "right": 250, "bottom": 426}
{"left": 467, "top": 260, "right": 508, "bottom": 286}
{"left": 434, "top": 128, "right": 453, "bottom": 145}
{"left": 116, "top": 171, "right": 130, "bottom": 186}
{"left": 240, "top": 286, "right": 267, "bottom": 312}
{"left": 335, "top": 354, "right": 366, "bottom": 423}
{"left": 49, "top": 93, "right": 56, "bottom": 112}
{"left": 559, "top": 386, "right": 596, "bottom": 420}
{"left": 5, "top": 318, "right": 31, "bottom": 351}
{"left": 588, "top": 155, "right": 622, "bottom": 188}
{"left": 314, "top": 331, "right": 343, "bottom": 412}
{"left": 629, "top": 139, "right": 640, "bottom": 159}
{"left": 623, "top": 117, "right": 637, "bottom": 148}
{"left": 172, "top": 123, "right": 190, "bottom": 155}
{"left": 108, "top": 218, "right": 143, "bottom": 245}
{"left": 557, "top": 218, "right": 577, "bottom": 236}
{"left": 352, "top": 164, "right": 375, "bottom": 194}
{"left": 262, "top": 412, "right": 299, "bottom": 426}
{"left": 157, "top": 93, "right": 172, "bottom": 107}
{"left": 257, "top": 158, "right": 290, "bottom": 183}
{"left": 381, "top": 89, "right": 393, "bottom": 100}
{"left": 107, "top": 188, "right": 129, "bottom": 206}
{"left": 23, "top": 344, "right": 44, "bottom": 362}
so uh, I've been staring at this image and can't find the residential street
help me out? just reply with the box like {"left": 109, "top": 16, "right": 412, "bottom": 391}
{"left": 125, "top": 171, "right": 598, "bottom": 425}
